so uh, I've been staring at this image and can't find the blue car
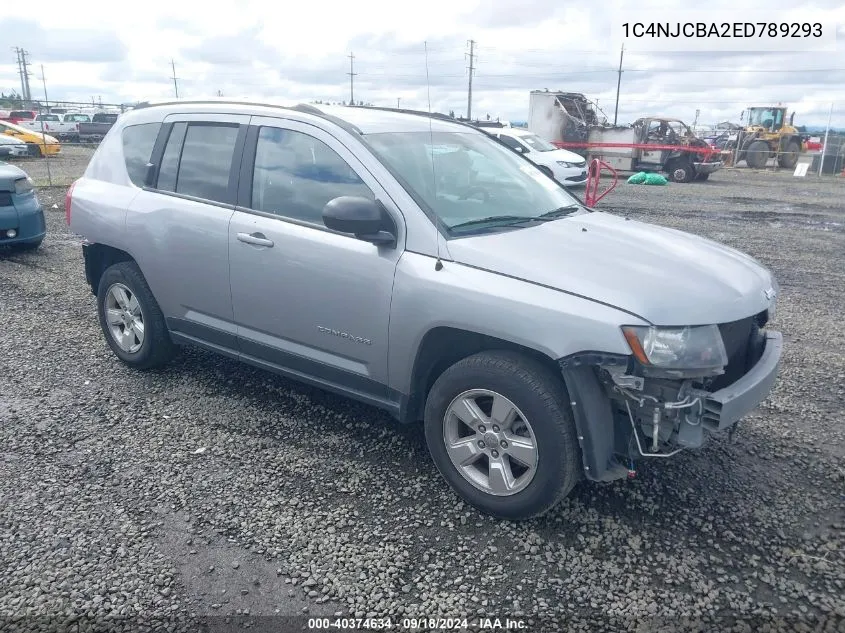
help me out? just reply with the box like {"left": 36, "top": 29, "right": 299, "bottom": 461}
{"left": 0, "top": 162, "right": 46, "bottom": 251}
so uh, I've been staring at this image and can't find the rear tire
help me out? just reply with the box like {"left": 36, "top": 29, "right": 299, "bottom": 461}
{"left": 96, "top": 261, "right": 175, "bottom": 370}
{"left": 424, "top": 350, "right": 582, "bottom": 520}
{"left": 745, "top": 140, "right": 770, "bottom": 169}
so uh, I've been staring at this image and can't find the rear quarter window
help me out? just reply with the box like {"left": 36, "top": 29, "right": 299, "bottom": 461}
{"left": 122, "top": 123, "right": 162, "bottom": 187}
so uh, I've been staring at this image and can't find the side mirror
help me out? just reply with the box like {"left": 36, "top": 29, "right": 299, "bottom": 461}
{"left": 322, "top": 196, "right": 395, "bottom": 246}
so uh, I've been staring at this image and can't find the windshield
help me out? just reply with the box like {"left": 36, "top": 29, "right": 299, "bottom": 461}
{"left": 748, "top": 108, "right": 783, "bottom": 128}
{"left": 366, "top": 131, "right": 583, "bottom": 235}
{"left": 518, "top": 133, "right": 557, "bottom": 152}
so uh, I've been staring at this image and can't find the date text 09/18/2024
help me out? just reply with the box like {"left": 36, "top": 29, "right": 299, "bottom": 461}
{"left": 307, "top": 617, "right": 527, "bottom": 630}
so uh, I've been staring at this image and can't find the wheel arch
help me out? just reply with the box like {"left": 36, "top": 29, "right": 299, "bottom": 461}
{"left": 83, "top": 243, "right": 135, "bottom": 295}
{"left": 401, "top": 326, "right": 562, "bottom": 424}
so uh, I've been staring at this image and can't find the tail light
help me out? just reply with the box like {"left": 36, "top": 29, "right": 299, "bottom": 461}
{"left": 65, "top": 180, "right": 77, "bottom": 225}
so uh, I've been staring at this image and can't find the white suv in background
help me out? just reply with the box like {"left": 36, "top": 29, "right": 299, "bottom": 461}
{"left": 493, "top": 128, "right": 587, "bottom": 186}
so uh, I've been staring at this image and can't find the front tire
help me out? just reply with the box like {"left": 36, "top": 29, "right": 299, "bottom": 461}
{"left": 96, "top": 261, "right": 175, "bottom": 369}
{"left": 666, "top": 158, "right": 695, "bottom": 183}
{"left": 424, "top": 351, "right": 581, "bottom": 520}
{"left": 778, "top": 140, "right": 800, "bottom": 168}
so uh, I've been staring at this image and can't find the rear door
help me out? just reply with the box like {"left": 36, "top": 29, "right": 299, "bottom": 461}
{"left": 126, "top": 113, "right": 248, "bottom": 349}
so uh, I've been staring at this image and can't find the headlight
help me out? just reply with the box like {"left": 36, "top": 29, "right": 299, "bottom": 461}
{"left": 557, "top": 161, "right": 576, "bottom": 167}
{"left": 621, "top": 324, "right": 728, "bottom": 371}
{"left": 14, "top": 177, "right": 34, "bottom": 195}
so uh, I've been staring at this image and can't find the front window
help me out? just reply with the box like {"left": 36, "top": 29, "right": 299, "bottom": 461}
{"left": 748, "top": 108, "right": 784, "bottom": 129}
{"left": 365, "top": 131, "right": 583, "bottom": 235}
{"left": 517, "top": 133, "right": 557, "bottom": 152}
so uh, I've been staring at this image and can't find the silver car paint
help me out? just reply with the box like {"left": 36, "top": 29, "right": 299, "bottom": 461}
{"left": 229, "top": 116, "right": 405, "bottom": 388}
{"left": 69, "top": 100, "right": 776, "bottom": 404}
{"left": 445, "top": 211, "right": 776, "bottom": 326}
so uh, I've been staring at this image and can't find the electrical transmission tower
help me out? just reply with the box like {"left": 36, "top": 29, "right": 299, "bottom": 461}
{"left": 347, "top": 53, "right": 357, "bottom": 105}
{"left": 466, "top": 40, "right": 476, "bottom": 121}
{"left": 13, "top": 47, "right": 33, "bottom": 102}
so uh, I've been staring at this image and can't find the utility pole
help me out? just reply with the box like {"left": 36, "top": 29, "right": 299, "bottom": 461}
{"left": 397, "top": 97, "right": 400, "bottom": 109}
{"left": 38, "top": 65, "right": 52, "bottom": 185}
{"left": 347, "top": 53, "right": 357, "bottom": 105}
{"left": 466, "top": 40, "right": 476, "bottom": 121}
{"left": 13, "top": 47, "right": 33, "bottom": 103}
{"left": 613, "top": 43, "right": 624, "bottom": 126}
{"left": 171, "top": 59, "right": 179, "bottom": 98}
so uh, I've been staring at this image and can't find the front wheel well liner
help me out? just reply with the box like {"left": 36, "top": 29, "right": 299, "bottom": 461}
{"left": 402, "top": 327, "right": 561, "bottom": 423}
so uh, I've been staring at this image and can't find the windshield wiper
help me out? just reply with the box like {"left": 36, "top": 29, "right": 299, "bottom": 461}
{"left": 535, "top": 205, "right": 581, "bottom": 220}
{"left": 449, "top": 215, "right": 539, "bottom": 231}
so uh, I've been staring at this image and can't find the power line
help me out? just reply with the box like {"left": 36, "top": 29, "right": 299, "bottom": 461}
{"left": 347, "top": 52, "right": 357, "bottom": 105}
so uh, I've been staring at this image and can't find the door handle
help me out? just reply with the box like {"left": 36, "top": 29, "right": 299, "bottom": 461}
{"left": 237, "top": 232, "right": 274, "bottom": 248}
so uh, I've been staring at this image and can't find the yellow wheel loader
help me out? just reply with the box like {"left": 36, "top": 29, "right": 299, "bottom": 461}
{"left": 731, "top": 106, "right": 805, "bottom": 169}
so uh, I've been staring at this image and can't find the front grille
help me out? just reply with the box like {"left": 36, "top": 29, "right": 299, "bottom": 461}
{"left": 710, "top": 312, "right": 767, "bottom": 390}
{"left": 566, "top": 173, "right": 587, "bottom": 182}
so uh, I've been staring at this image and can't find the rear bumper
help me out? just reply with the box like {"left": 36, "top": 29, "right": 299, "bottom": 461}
{"left": 700, "top": 330, "right": 783, "bottom": 430}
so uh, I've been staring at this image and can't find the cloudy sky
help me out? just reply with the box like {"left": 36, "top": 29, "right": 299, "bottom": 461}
{"left": 2, "top": 0, "right": 845, "bottom": 129}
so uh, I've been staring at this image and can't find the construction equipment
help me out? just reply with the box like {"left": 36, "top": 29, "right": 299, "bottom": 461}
{"left": 731, "top": 106, "right": 804, "bottom": 169}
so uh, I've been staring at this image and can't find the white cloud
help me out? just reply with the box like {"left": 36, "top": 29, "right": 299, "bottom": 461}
{"left": 1, "top": 0, "right": 844, "bottom": 128}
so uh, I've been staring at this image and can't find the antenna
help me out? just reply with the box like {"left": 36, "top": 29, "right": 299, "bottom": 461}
{"left": 424, "top": 41, "right": 443, "bottom": 271}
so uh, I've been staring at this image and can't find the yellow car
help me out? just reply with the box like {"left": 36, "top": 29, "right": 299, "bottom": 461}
{"left": 0, "top": 120, "right": 61, "bottom": 157}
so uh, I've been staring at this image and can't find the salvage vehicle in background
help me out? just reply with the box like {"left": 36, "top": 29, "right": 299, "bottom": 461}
{"left": 78, "top": 111, "right": 120, "bottom": 144}
{"left": 16, "top": 112, "right": 92, "bottom": 141}
{"left": 0, "top": 162, "right": 46, "bottom": 251}
{"left": 67, "top": 99, "right": 782, "bottom": 520}
{"left": 488, "top": 127, "right": 588, "bottom": 186}
{"left": 527, "top": 91, "right": 722, "bottom": 182}
{"left": 0, "top": 120, "right": 61, "bottom": 156}
{"left": 0, "top": 135, "right": 29, "bottom": 158}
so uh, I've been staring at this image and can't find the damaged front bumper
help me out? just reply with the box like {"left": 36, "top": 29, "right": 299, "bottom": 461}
{"left": 699, "top": 330, "right": 782, "bottom": 431}
{"left": 560, "top": 329, "right": 783, "bottom": 483}
{"left": 693, "top": 160, "right": 723, "bottom": 175}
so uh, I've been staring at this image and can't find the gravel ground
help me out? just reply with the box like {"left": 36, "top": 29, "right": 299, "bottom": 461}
{"left": 1, "top": 163, "right": 844, "bottom": 632}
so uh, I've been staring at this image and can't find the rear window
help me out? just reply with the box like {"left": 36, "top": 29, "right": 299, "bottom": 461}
{"left": 11, "top": 111, "right": 34, "bottom": 119}
{"left": 156, "top": 122, "right": 240, "bottom": 204}
{"left": 122, "top": 123, "right": 162, "bottom": 187}
{"left": 65, "top": 114, "right": 90, "bottom": 122}
{"left": 36, "top": 114, "right": 60, "bottom": 121}
{"left": 93, "top": 113, "right": 119, "bottom": 123}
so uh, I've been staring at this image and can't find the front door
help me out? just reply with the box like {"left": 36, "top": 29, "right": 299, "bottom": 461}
{"left": 228, "top": 117, "right": 404, "bottom": 405}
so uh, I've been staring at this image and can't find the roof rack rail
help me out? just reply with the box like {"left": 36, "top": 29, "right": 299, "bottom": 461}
{"left": 344, "top": 104, "right": 497, "bottom": 137}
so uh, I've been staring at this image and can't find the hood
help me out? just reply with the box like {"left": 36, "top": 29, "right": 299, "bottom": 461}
{"left": 0, "top": 163, "right": 27, "bottom": 192}
{"left": 548, "top": 148, "right": 585, "bottom": 164}
{"left": 446, "top": 211, "right": 775, "bottom": 325}
{"left": 0, "top": 135, "right": 25, "bottom": 146}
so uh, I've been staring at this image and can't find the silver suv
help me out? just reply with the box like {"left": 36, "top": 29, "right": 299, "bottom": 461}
{"left": 67, "top": 100, "right": 783, "bottom": 520}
